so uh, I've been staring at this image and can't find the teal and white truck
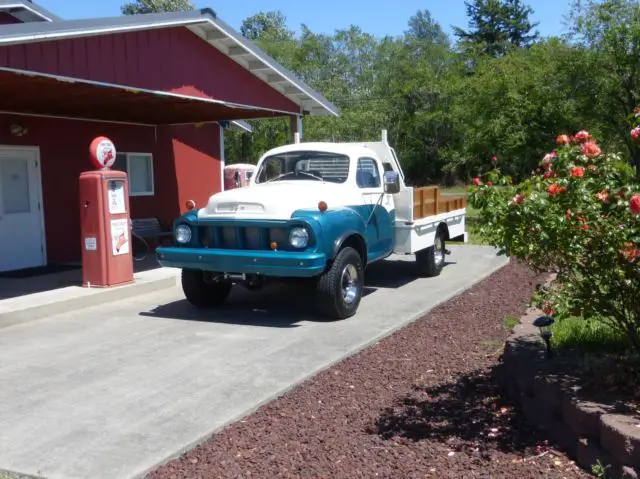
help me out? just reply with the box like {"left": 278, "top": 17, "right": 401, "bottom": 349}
{"left": 156, "top": 131, "right": 467, "bottom": 319}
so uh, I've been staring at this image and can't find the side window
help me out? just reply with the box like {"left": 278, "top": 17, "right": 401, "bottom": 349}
{"left": 356, "top": 157, "right": 381, "bottom": 189}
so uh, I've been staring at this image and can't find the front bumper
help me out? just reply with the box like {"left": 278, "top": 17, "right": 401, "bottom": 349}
{"left": 156, "top": 246, "right": 327, "bottom": 278}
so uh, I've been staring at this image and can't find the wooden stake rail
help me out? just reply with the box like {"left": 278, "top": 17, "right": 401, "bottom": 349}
{"left": 412, "top": 186, "right": 467, "bottom": 220}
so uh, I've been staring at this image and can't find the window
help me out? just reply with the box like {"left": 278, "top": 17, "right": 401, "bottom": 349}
{"left": 255, "top": 151, "right": 350, "bottom": 184}
{"left": 356, "top": 157, "right": 381, "bottom": 188}
{"left": 113, "top": 152, "right": 154, "bottom": 196}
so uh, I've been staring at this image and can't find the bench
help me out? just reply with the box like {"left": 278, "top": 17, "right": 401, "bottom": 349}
{"left": 131, "top": 218, "right": 172, "bottom": 242}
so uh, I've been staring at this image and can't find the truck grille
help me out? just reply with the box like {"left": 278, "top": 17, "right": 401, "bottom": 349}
{"left": 199, "top": 226, "right": 291, "bottom": 251}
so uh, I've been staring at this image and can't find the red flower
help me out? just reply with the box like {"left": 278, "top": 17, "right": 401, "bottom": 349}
{"left": 565, "top": 209, "right": 572, "bottom": 220}
{"left": 570, "top": 166, "right": 585, "bottom": 177}
{"left": 631, "top": 194, "right": 640, "bottom": 214}
{"left": 556, "top": 134, "right": 570, "bottom": 145}
{"left": 472, "top": 177, "right": 482, "bottom": 186}
{"left": 621, "top": 242, "right": 640, "bottom": 262}
{"left": 487, "top": 181, "right": 493, "bottom": 186}
{"left": 542, "top": 301, "right": 554, "bottom": 316}
{"left": 574, "top": 130, "right": 592, "bottom": 142}
{"left": 581, "top": 141, "right": 601, "bottom": 158}
{"left": 596, "top": 190, "right": 609, "bottom": 202}
{"left": 631, "top": 127, "right": 640, "bottom": 141}
{"left": 543, "top": 162, "right": 552, "bottom": 171}
{"left": 491, "top": 156, "right": 497, "bottom": 163}
{"left": 547, "top": 183, "right": 566, "bottom": 197}
{"left": 543, "top": 171, "right": 554, "bottom": 179}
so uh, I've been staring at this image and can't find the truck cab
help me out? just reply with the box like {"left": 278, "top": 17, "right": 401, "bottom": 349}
{"left": 156, "top": 131, "right": 466, "bottom": 319}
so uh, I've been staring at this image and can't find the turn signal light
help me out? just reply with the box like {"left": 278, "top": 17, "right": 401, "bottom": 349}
{"left": 318, "top": 201, "right": 328, "bottom": 212}
{"left": 186, "top": 199, "right": 196, "bottom": 210}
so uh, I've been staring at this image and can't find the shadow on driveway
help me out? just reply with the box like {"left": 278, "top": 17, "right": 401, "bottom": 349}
{"left": 139, "top": 258, "right": 456, "bottom": 328}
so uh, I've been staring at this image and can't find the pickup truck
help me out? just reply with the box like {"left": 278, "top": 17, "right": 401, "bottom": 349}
{"left": 155, "top": 131, "right": 467, "bottom": 319}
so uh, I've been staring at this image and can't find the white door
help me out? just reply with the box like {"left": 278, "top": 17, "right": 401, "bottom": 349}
{"left": 0, "top": 148, "right": 45, "bottom": 272}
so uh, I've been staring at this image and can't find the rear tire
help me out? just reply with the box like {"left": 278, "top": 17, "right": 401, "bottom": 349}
{"left": 416, "top": 228, "right": 446, "bottom": 277}
{"left": 181, "top": 269, "right": 232, "bottom": 308}
{"left": 316, "top": 247, "right": 364, "bottom": 320}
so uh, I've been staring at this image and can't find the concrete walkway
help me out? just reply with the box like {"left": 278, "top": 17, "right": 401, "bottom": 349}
{"left": 0, "top": 245, "right": 508, "bottom": 479}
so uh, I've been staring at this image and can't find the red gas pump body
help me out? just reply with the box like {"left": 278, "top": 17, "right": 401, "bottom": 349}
{"left": 79, "top": 137, "right": 134, "bottom": 288}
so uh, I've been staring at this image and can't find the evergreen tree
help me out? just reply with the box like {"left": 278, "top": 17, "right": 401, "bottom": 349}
{"left": 453, "top": 0, "right": 539, "bottom": 57}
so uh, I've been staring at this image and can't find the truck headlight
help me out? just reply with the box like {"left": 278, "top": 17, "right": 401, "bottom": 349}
{"left": 175, "top": 224, "right": 192, "bottom": 244}
{"left": 289, "top": 227, "right": 309, "bottom": 248}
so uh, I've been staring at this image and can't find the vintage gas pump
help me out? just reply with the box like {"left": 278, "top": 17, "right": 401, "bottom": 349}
{"left": 78, "top": 136, "right": 134, "bottom": 288}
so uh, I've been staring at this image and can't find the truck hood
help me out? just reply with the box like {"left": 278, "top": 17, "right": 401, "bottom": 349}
{"left": 198, "top": 181, "right": 352, "bottom": 220}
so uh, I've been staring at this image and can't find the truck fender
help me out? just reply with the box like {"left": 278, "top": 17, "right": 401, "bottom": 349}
{"left": 332, "top": 232, "right": 368, "bottom": 266}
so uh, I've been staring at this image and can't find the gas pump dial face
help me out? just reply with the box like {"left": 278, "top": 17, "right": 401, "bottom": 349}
{"left": 89, "top": 136, "right": 117, "bottom": 169}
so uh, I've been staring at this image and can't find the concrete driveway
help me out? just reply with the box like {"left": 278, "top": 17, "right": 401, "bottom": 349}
{"left": 0, "top": 245, "right": 508, "bottom": 479}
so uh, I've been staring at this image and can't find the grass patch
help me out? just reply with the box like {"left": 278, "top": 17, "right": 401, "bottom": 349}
{"left": 551, "top": 316, "right": 632, "bottom": 355}
{"left": 502, "top": 315, "right": 521, "bottom": 330}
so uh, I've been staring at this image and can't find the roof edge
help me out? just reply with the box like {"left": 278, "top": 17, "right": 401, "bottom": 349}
{"left": 0, "top": 8, "right": 340, "bottom": 117}
{"left": 0, "top": 0, "right": 62, "bottom": 22}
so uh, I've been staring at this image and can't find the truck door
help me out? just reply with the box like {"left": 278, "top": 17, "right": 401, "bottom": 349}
{"left": 356, "top": 157, "right": 394, "bottom": 261}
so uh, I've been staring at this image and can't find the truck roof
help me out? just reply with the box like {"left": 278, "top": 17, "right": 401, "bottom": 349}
{"left": 261, "top": 141, "right": 378, "bottom": 159}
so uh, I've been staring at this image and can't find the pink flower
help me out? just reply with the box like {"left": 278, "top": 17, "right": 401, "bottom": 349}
{"left": 512, "top": 193, "right": 525, "bottom": 205}
{"left": 631, "top": 127, "right": 640, "bottom": 141}
{"left": 542, "top": 152, "right": 557, "bottom": 164}
{"left": 491, "top": 156, "right": 497, "bottom": 163}
{"left": 574, "top": 130, "right": 592, "bottom": 143}
{"left": 581, "top": 141, "right": 601, "bottom": 158}
{"left": 556, "top": 135, "right": 570, "bottom": 145}
{"left": 472, "top": 177, "right": 482, "bottom": 186}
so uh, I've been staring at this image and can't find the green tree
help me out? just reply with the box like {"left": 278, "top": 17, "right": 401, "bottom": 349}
{"left": 567, "top": 0, "right": 640, "bottom": 175}
{"left": 240, "top": 11, "right": 293, "bottom": 42}
{"left": 121, "top": 0, "right": 193, "bottom": 14}
{"left": 453, "top": 0, "right": 539, "bottom": 57}
{"left": 448, "top": 38, "right": 591, "bottom": 181}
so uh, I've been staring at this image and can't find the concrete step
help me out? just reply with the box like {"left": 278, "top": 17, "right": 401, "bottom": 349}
{"left": 0, "top": 268, "right": 179, "bottom": 330}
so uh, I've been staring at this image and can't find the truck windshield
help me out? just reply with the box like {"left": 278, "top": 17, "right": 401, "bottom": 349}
{"left": 255, "top": 151, "right": 350, "bottom": 184}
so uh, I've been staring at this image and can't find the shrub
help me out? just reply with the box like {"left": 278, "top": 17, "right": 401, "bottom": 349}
{"left": 467, "top": 130, "right": 640, "bottom": 354}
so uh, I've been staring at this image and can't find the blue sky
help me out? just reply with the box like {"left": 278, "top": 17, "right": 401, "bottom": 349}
{"left": 37, "top": 0, "right": 572, "bottom": 40}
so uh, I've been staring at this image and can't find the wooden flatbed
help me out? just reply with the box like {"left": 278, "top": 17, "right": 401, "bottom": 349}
{"left": 412, "top": 186, "right": 467, "bottom": 220}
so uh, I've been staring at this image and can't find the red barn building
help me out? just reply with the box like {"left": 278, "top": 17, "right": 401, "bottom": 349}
{"left": 0, "top": 0, "right": 339, "bottom": 273}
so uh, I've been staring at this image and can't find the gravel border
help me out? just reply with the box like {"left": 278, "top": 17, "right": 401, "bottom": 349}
{"left": 147, "top": 260, "right": 591, "bottom": 478}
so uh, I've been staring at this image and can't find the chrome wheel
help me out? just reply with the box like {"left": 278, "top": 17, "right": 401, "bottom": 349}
{"left": 434, "top": 235, "right": 445, "bottom": 266}
{"left": 341, "top": 263, "right": 359, "bottom": 304}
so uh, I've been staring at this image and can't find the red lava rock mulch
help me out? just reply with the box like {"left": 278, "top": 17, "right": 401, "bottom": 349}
{"left": 147, "top": 260, "right": 592, "bottom": 479}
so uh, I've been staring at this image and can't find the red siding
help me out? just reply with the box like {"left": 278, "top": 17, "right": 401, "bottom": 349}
{"left": 0, "top": 27, "right": 300, "bottom": 114}
{"left": 0, "top": 13, "right": 20, "bottom": 24}
{"left": 0, "top": 113, "right": 221, "bottom": 264}
{"left": 167, "top": 123, "right": 222, "bottom": 213}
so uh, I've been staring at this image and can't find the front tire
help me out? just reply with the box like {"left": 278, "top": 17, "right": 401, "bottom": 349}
{"left": 416, "top": 228, "right": 446, "bottom": 277}
{"left": 316, "top": 247, "right": 364, "bottom": 320}
{"left": 181, "top": 269, "right": 232, "bottom": 308}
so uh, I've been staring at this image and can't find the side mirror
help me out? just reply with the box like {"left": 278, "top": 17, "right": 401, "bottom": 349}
{"left": 383, "top": 170, "right": 401, "bottom": 194}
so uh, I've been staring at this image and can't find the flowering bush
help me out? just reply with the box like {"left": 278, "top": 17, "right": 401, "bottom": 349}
{"left": 468, "top": 130, "right": 640, "bottom": 354}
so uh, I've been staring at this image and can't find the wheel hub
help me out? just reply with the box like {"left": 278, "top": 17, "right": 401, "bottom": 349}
{"left": 434, "top": 236, "right": 445, "bottom": 266}
{"left": 341, "top": 264, "right": 359, "bottom": 304}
